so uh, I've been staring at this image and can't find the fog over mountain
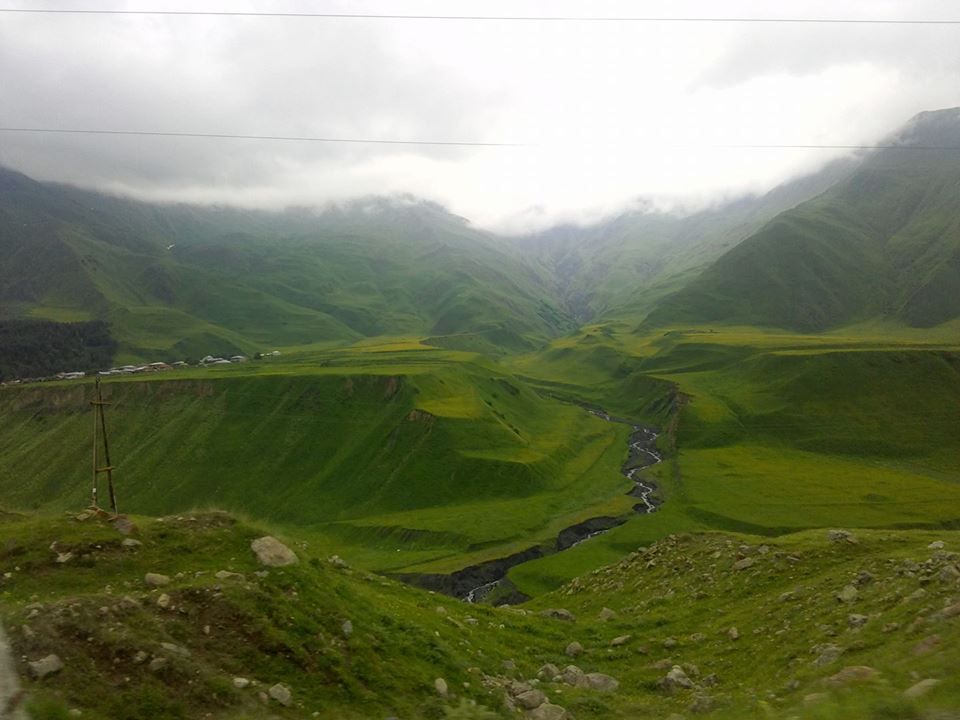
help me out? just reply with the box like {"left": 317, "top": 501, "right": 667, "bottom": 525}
{"left": 1, "top": 0, "right": 959, "bottom": 231}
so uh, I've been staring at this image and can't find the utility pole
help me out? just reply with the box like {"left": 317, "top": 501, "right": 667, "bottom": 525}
{"left": 90, "top": 377, "right": 118, "bottom": 513}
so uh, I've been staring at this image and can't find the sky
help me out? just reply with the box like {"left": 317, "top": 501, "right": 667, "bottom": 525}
{"left": 1, "top": 0, "right": 959, "bottom": 232}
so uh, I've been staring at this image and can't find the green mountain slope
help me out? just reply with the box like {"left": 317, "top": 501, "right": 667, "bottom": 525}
{"left": 647, "top": 108, "right": 960, "bottom": 331}
{"left": 0, "top": 169, "right": 571, "bottom": 361}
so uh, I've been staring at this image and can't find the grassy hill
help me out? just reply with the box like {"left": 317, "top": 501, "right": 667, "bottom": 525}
{"left": 3, "top": 510, "right": 958, "bottom": 719}
{"left": 0, "top": 168, "right": 571, "bottom": 362}
{"left": 647, "top": 108, "right": 960, "bottom": 331}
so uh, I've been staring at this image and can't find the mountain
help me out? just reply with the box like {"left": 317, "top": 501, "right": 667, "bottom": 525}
{"left": 647, "top": 108, "right": 960, "bottom": 330}
{"left": 0, "top": 169, "right": 572, "bottom": 361}
{"left": 511, "top": 158, "right": 856, "bottom": 322}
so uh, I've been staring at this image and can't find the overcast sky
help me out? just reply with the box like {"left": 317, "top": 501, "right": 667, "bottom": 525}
{"left": 1, "top": 0, "right": 959, "bottom": 232}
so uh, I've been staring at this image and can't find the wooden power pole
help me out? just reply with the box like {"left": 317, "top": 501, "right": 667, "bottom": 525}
{"left": 90, "top": 377, "right": 118, "bottom": 514}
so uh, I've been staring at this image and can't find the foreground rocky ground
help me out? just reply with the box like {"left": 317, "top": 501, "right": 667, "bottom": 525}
{"left": 0, "top": 510, "right": 957, "bottom": 719}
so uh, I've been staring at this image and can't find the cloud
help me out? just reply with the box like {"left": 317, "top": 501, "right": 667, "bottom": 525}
{"left": 1, "top": 0, "right": 959, "bottom": 232}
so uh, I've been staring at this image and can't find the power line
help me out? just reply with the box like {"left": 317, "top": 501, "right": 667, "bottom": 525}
{"left": 1, "top": 8, "right": 959, "bottom": 24}
{"left": 4, "top": 127, "right": 960, "bottom": 151}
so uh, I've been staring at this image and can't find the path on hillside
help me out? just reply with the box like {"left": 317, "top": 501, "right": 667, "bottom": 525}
{"left": 397, "top": 407, "right": 664, "bottom": 604}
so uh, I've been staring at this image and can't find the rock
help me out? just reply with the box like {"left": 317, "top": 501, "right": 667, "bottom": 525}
{"left": 836, "top": 585, "right": 859, "bottom": 603}
{"left": 160, "top": 642, "right": 190, "bottom": 657}
{"left": 28, "top": 654, "right": 63, "bottom": 679}
{"left": 112, "top": 516, "right": 135, "bottom": 534}
{"left": 611, "top": 635, "right": 631, "bottom": 647}
{"left": 233, "top": 677, "right": 251, "bottom": 689}
{"left": 904, "top": 678, "right": 940, "bottom": 698}
{"left": 823, "top": 666, "right": 879, "bottom": 687}
{"left": 250, "top": 536, "right": 298, "bottom": 567}
{"left": 268, "top": 683, "right": 292, "bottom": 706}
{"left": 148, "top": 657, "right": 167, "bottom": 672}
{"left": 515, "top": 688, "right": 547, "bottom": 709}
{"left": 732, "top": 557, "right": 754, "bottom": 571}
{"left": 156, "top": 593, "right": 172, "bottom": 609}
{"left": 561, "top": 665, "right": 588, "bottom": 688}
{"left": 812, "top": 644, "right": 843, "bottom": 667}
{"left": 688, "top": 694, "right": 714, "bottom": 713}
{"left": 828, "top": 529, "right": 858, "bottom": 544}
{"left": 585, "top": 672, "right": 619, "bottom": 692}
{"left": 855, "top": 570, "right": 875, "bottom": 586}
{"left": 912, "top": 634, "right": 940, "bottom": 656}
{"left": 144, "top": 573, "right": 170, "bottom": 587}
{"left": 540, "top": 608, "right": 575, "bottom": 622}
{"left": 778, "top": 591, "right": 796, "bottom": 602}
{"left": 727, "top": 626, "right": 739, "bottom": 641}
{"left": 848, "top": 614, "right": 869, "bottom": 628}
{"left": 527, "top": 703, "right": 569, "bottom": 720}
{"left": 928, "top": 541, "right": 945, "bottom": 550}
{"left": 537, "top": 663, "right": 559, "bottom": 680}
{"left": 341, "top": 620, "right": 353, "bottom": 638}
{"left": 55, "top": 551, "right": 74, "bottom": 564}
{"left": 804, "top": 692, "right": 828, "bottom": 706}
{"left": 434, "top": 677, "right": 448, "bottom": 697}
{"left": 328, "top": 554, "right": 348, "bottom": 569}
{"left": 564, "top": 641, "right": 583, "bottom": 657}
{"left": 132, "top": 650, "right": 148, "bottom": 664}
{"left": 663, "top": 637, "right": 678, "bottom": 649}
{"left": 941, "top": 601, "right": 960, "bottom": 619}
{"left": 121, "top": 538, "right": 142, "bottom": 548}
{"left": 598, "top": 607, "right": 616, "bottom": 621}
{"left": 940, "top": 564, "right": 960, "bottom": 582}
{"left": 501, "top": 659, "right": 516, "bottom": 672}
{"left": 661, "top": 665, "right": 694, "bottom": 692}
{"left": 214, "top": 570, "right": 244, "bottom": 580}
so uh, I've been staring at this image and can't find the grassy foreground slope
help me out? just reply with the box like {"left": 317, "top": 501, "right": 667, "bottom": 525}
{"left": 504, "top": 322, "right": 960, "bottom": 595}
{"left": 2, "top": 510, "right": 959, "bottom": 719}
{"left": 0, "top": 340, "right": 662, "bottom": 575}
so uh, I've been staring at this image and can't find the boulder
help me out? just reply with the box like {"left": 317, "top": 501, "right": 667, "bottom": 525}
{"left": 828, "top": 529, "right": 858, "bottom": 544}
{"left": 434, "top": 677, "right": 448, "bottom": 697}
{"left": 836, "top": 585, "right": 859, "bottom": 603}
{"left": 564, "top": 641, "right": 583, "bottom": 657}
{"left": 515, "top": 688, "right": 547, "bottom": 709}
{"left": 144, "top": 573, "right": 170, "bottom": 587}
{"left": 585, "top": 672, "right": 619, "bottom": 692}
{"left": 250, "top": 536, "right": 298, "bottom": 567}
{"left": 904, "top": 678, "right": 940, "bottom": 698}
{"left": 537, "top": 663, "right": 560, "bottom": 680}
{"left": 598, "top": 607, "right": 616, "bottom": 621}
{"left": 156, "top": 593, "right": 172, "bottom": 609}
{"left": 823, "top": 666, "right": 879, "bottom": 687}
{"left": 121, "top": 538, "right": 142, "bottom": 548}
{"left": 732, "top": 557, "right": 754, "bottom": 571}
{"left": 611, "top": 635, "right": 631, "bottom": 647}
{"left": 539, "top": 608, "right": 575, "bottom": 622}
{"left": 268, "top": 683, "right": 292, "bottom": 706}
{"left": 28, "top": 654, "right": 63, "bottom": 679}
{"left": 928, "top": 540, "right": 946, "bottom": 550}
{"left": 661, "top": 665, "right": 694, "bottom": 692}
{"left": 561, "top": 665, "right": 588, "bottom": 688}
{"left": 527, "top": 704, "right": 569, "bottom": 720}
{"left": 848, "top": 614, "right": 869, "bottom": 628}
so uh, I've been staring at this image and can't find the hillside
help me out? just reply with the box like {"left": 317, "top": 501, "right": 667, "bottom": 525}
{"left": 0, "top": 168, "right": 571, "bottom": 362}
{"left": 647, "top": 108, "right": 960, "bottom": 331}
{"left": 2, "top": 510, "right": 958, "bottom": 719}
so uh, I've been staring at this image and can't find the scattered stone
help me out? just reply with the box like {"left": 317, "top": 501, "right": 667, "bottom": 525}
{"left": 611, "top": 635, "right": 631, "bottom": 647}
{"left": 928, "top": 541, "right": 945, "bottom": 550}
{"left": 585, "top": 673, "right": 619, "bottom": 692}
{"left": 828, "top": 529, "right": 858, "bottom": 544}
{"left": 28, "top": 654, "right": 63, "bottom": 679}
{"left": 732, "top": 557, "right": 754, "bottom": 571}
{"left": 912, "top": 634, "right": 941, "bottom": 656}
{"left": 688, "top": 693, "right": 714, "bottom": 713}
{"left": 156, "top": 593, "right": 172, "bottom": 609}
{"left": 434, "top": 677, "right": 448, "bottom": 697}
{"left": 132, "top": 650, "right": 148, "bottom": 665}
{"left": 268, "top": 683, "right": 292, "bottom": 706}
{"left": 836, "top": 585, "right": 859, "bottom": 603}
{"left": 855, "top": 570, "right": 875, "bottom": 586}
{"left": 55, "top": 551, "right": 74, "bottom": 564}
{"left": 342, "top": 620, "right": 353, "bottom": 638}
{"left": 121, "top": 539, "right": 142, "bottom": 548}
{"left": 940, "top": 565, "right": 960, "bottom": 582}
{"left": 540, "top": 608, "right": 575, "bottom": 622}
{"left": 812, "top": 644, "right": 843, "bottom": 667}
{"left": 233, "top": 677, "right": 251, "bottom": 689}
{"left": 778, "top": 591, "right": 796, "bottom": 602}
{"left": 564, "top": 641, "right": 583, "bottom": 657}
{"left": 214, "top": 570, "right": 244, "bottom": 581}
{"left": 160, "top": 642, "right": 190, "bottom": 657}
{"left": 250, "top": 536, "right": 298, "bottom": 567}
{"left": 515, "top": 688, "right": 547, "bottom": 709}
{"left": 727, "top": 627, "right": 739, "bottom": 641}
{"left": 661, "top": 665, "right": 694, "bottom": 692}
{"left": 537, "top": 663, "right": 559, "bottom": 680}
{"left": 663, "top": 637, "right": 678, "bottom": 649}
{"left": 598, "top": 607, "right": 616, "bottom": 621}
{"left": 148, "top": 657, "right": 167, "bottom": 672}
{"left": 144, "top": 573, "right": 170, "bottom": 587}
{"left": 528, "top": 703, "right": 569, "bottom": 720}
{"left": 904, "top": 678, "right": 940, "bottom": 699}
{"left": 848, "top": 614, "right": 869, "bottom": 628}
{"left": 561, "top": 665, "right": 588, "bottom": 688}
{"left": 328, "top": 554, "right": 348, "bottom": 569}
{"left": 823, "top": 666, "right": 879, "bottom": 687}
